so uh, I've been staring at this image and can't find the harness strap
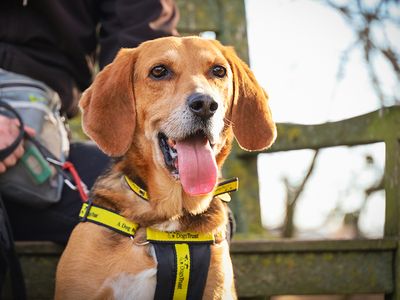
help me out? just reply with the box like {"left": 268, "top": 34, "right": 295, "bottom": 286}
{"left": 79, "top": 202, "right": 138, "bottom": 237}
{"left": 79, "top": 203, "right": 222, "bottom": 243}
{"left": 79, "top": 203, "right": 215, "bottom": 300}
{"left": 147, "top": 228, "right": 215, "bottom": 244}
{"left": 153, "top": 242, "right": 210, "bottom": 300}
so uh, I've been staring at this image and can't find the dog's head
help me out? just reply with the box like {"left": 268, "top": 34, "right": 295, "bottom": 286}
{"left": 80, "top": 36, "right": 276, "bottom": 198}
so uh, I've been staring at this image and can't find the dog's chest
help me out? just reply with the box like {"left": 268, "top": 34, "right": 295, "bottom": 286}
{"left": 103, "top": 244, "right": 157, "bottom": 300}
{"left": 108, "top": 268, "right": 157, "bottom": 300}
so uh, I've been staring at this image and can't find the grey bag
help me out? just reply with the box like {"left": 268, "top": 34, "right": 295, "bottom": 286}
{"left": 0, "top": 69, "right": 69, "bottom": 207}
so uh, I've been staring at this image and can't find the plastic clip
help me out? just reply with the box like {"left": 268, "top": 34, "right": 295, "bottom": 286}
{"left": 81, "top": 200, "right": 94, "bottom": 222}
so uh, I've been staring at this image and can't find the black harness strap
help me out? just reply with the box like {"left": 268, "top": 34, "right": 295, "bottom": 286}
{"left": 186, "top": 244, "right": 211, "bottom": 300}
{"left": 153, "top": 244, "right": 176, "bottom": 300}
{"left": 153, "top": 242, "right": 211, "bottom": 300}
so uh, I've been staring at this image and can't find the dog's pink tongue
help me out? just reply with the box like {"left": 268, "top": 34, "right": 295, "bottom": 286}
{"left": 175, "top": 135, "right": 217, "bottom": 196}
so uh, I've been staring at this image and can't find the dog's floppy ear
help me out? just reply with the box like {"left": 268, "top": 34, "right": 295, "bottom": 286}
{"left": 80, "top": 48, "right": 137, "bottom": 156}
{"left": 216, "top": 42, "right": 276, "bottom": 151}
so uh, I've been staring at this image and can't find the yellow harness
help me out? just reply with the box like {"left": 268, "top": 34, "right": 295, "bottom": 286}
{"left": 79, "top": 202, "right": 218, "bottom": 242}
{"left": 79, "top": 177, "right": 238, "bottom": 300}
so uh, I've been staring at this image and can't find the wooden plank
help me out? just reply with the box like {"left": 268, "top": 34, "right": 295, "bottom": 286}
{"left": 384, "top": 138, "right": 400, "bottom": 238}
{"left": 215, "top": 0, "right": 250, "bottom": 62}
{"left": 231, "top": 240, "right": 395, "bottom": 297}
{"left": 385, "top": 241, "right": 400, "bottom": 300}
{"left": 232, "top": 250, "right": 393, "bottom": 296}
{"left": 223, "top": 154, "right": 264, "bottom": 234}
{"left": 14, "top": 241, "right": 64, "bottom": 255}
{"left": 3, "top": 245, "right": 60, "bottom": 300}
{"left": 396, "top": 241, "right": 400, "bottom": 300}
{"left": 232, "top": 240, "right": 397, "bottom": 297}
{"left": 20, "top": 255, "right": 58, "bottom": 300}
{"left": 8, "top": 240, "right": 397, "bottom": 299}
{"left": 231, "top": 238, "right": 398, "bottom": 253}
{"left": 236, "top": 106, "right": 400, "bottom": 156}
{"left": 384, "top": 137, "right": 400, "bottom": 300}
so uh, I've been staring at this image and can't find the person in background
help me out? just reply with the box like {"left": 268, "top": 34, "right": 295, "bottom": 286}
{"left": 0, "top": 0, "right": 179, "bottom": 244}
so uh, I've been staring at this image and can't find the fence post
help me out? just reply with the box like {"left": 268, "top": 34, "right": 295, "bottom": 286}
{"left": 223, "top": 145, "right": 264, "bottom": 235}
{"left": 384, "top": 135, "right": 400, "bottom": 300}
{"left": 215, "top": 0, "right": 265, "bottom": 235}
{"left": 216, "top": 0, "right": 249, "bottom": 63}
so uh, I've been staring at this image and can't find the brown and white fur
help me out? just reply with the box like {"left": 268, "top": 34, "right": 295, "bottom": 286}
{"left": 55, "top": 36, "right": 276, "bottom": 300}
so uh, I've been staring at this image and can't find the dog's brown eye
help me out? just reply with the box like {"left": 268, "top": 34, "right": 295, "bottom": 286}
{"left": 150, "top": 65, "right": 169, "bottom": 79}
{"left": 211, "top": 65, "right": 226, "bottom": 78}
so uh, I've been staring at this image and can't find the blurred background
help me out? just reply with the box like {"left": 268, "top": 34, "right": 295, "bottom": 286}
{"left": 246, "top": 0, "right": 399, "bottom": 240}
{"left": 242, "top": 1, "right": 399, "bottom": 299}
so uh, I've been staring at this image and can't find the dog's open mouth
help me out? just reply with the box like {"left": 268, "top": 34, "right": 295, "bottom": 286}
{"left": 158, "top": 132, "right": 218, "bottom": 196}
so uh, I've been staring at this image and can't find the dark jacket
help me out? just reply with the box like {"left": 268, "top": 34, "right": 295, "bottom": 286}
{"left": 0, "top": 0, "right": 179, "bottom": 116}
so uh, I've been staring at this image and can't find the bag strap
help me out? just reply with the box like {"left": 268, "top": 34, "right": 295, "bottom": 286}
{"left": 0, "top": 193, "right": 27, "bottom": 300}
{"left": 0, "top": 100, "right": 25, "bottom": 161}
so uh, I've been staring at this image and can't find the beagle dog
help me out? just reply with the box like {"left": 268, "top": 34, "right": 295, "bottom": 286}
{"left": 55, "top": 36, "right": 276, "bottom": 300}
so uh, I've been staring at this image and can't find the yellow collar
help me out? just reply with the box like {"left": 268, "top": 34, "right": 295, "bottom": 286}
{"left": 124, "top": 176, "right": 239, "bottom": 202}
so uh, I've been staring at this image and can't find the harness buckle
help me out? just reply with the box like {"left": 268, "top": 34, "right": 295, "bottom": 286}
{"left": 81, "top": 200, "right": 94, "bottom": 222}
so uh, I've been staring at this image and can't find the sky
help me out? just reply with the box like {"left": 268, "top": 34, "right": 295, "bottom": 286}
{"left": 244, "top": 0, "right": 399, "bottom": 238}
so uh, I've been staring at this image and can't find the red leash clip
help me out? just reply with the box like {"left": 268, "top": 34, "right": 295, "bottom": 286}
{"left": 46, "top": 157, "right": 89, "bottom": 202}
{"left": 62, "top": 161, "right": 89, "bottom": 202}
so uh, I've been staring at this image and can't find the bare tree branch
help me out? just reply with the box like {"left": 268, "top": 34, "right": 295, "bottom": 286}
{"left": 281, "top": 150, "right": 319, "bottom": 238}
{"left": 323, "top": 0, "right": 400, "bottom": 107}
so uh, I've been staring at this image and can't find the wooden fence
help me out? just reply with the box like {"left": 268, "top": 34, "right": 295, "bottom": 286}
{"left": 229, "top": 106, "right": 400, "bottom": 299}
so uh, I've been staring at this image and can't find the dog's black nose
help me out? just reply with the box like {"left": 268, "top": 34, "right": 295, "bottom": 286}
{"left": 187, "top": 93, "right": 218, "bottom": 119}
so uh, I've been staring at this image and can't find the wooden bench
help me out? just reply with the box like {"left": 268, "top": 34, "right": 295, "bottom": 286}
{"left": 10, "top": 237, "right": 398, "bottom": 299}
{"left": 6, "top": 107, "right": 399, "bottom": 300}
